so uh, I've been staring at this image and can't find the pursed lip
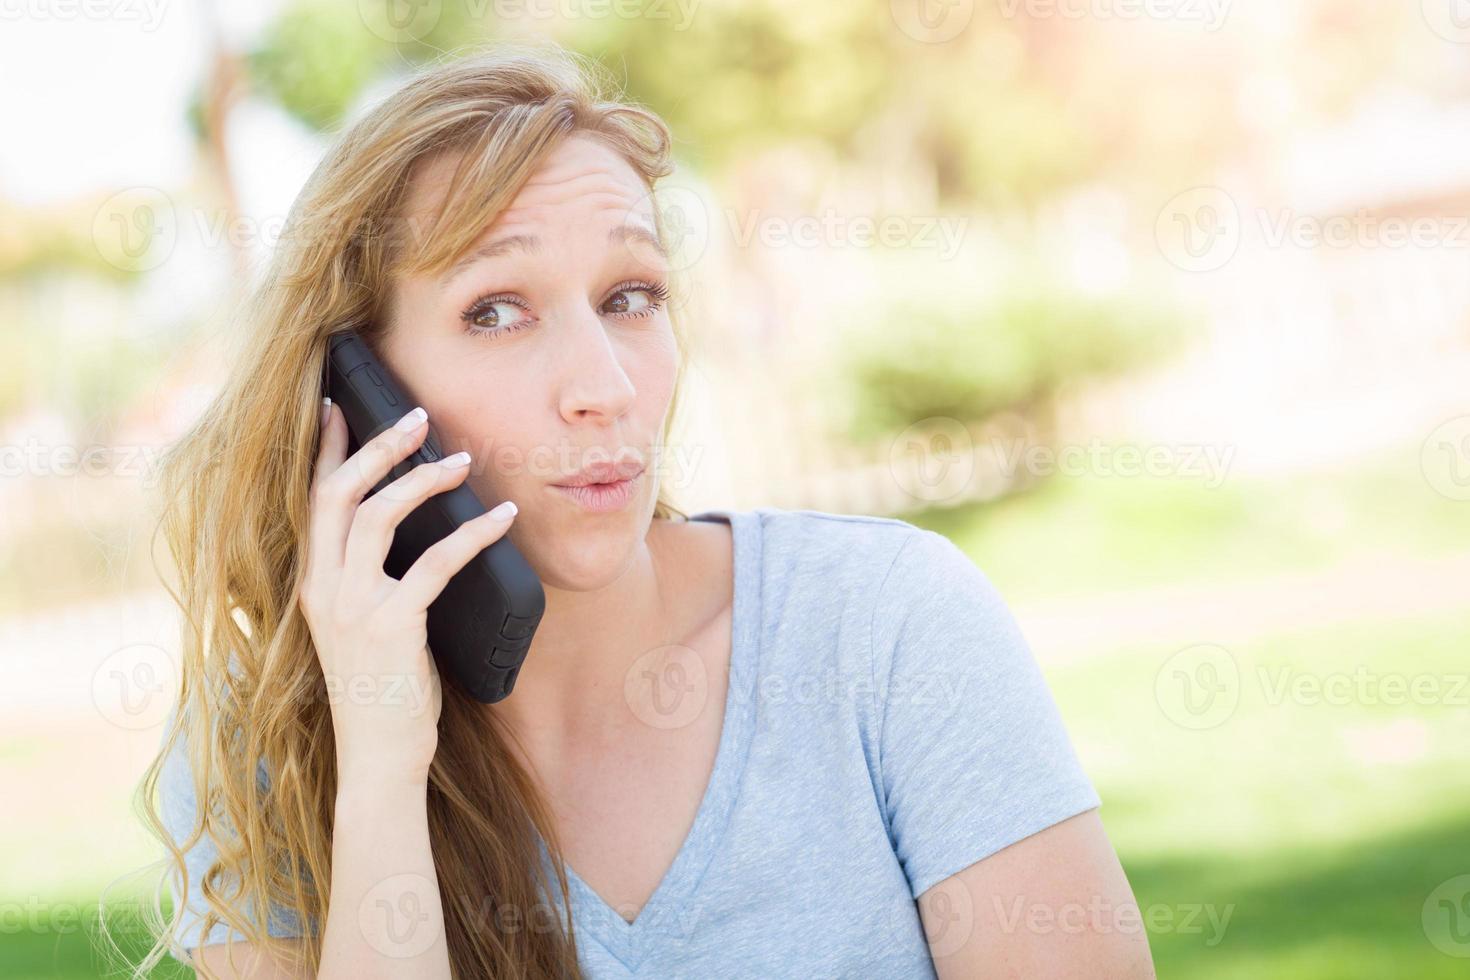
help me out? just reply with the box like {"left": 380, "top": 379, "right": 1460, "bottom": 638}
{"left": 550, "top": 458, "right": 646, "bottom": 487}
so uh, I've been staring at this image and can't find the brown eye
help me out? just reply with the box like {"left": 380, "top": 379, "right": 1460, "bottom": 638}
{"left": 600, "top": 283, "right": 666, "bottom": 318}
{"left": 461, "top": 296, "right": 535, "bottom": 337}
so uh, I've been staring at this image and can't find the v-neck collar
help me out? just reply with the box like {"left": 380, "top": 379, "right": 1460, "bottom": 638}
{"left": 534, "top": 508, "right": 760, "bottom": 970}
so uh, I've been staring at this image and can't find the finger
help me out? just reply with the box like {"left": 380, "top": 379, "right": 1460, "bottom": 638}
{"left": 313, "top": 405, "right": 430, "bottom": 574}
{"left": 340, "top": 452, "right": 475, "bottom": 600}
{"left": 306, "top": 399, "right": 351, "bottom": 574}
{"left": 390, "top": 500, "right": 518, "bottom": 614}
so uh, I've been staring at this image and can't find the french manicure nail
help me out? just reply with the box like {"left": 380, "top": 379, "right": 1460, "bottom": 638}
{"left": 488, "top": 500, "right": 517, "bottom": 521}
{"left": 440, "top": 451, "right": 471, "bottom": 469}
{"left": 321, "top": 396, "right": 331, "bottom": 426}
{"left": 395, "top": 406, "right": 428, "bottom": 431}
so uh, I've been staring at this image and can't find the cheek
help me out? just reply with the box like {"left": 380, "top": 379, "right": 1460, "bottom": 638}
{"left": 428, "top": 362, "right": 545, "bottom": 489}
{"left": 624, "top": 326, "right": 680, "bottom": 421}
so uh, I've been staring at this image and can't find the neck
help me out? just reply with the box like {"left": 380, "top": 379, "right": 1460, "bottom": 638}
{"left": 485, "top": 517, "right": 681, "bottom": 741}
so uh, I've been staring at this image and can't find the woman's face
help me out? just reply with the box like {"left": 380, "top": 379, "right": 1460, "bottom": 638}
{"left": 379, "top": 134, "right": 678, "bottom": 590}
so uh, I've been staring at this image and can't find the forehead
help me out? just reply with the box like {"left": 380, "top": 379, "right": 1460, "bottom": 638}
{"left": 402, "top": 133, "right": 654, "bottom": 234}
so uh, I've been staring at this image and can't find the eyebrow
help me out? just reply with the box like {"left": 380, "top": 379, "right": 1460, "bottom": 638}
{"left": 438, "top": 223, "right": 668, "bottom": 287}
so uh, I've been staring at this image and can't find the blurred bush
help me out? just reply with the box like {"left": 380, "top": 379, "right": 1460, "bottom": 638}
{"left": 838, "top": 277, "right": 1188, "bottom": 445}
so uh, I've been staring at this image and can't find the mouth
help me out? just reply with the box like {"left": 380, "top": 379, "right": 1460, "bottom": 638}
{"left": 548, "top": 463, "right": 646, "bottom": 513}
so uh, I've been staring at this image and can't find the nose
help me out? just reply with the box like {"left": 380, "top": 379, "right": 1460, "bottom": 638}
{"left": 555, "top": 304, "right": 637, "bottom": 426}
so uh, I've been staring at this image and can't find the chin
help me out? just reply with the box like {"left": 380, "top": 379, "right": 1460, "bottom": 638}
{"left": 523, "top": 507, "right": 646, "bottom": 591}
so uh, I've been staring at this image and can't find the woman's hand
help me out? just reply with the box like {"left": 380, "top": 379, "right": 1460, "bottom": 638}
{"left": 298, "top": 399, "right": 518, "bottom": 786}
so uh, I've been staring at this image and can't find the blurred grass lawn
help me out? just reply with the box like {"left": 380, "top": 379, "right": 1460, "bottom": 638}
{"left": 7, "top": 444, "right": 1467, "bottom": 978}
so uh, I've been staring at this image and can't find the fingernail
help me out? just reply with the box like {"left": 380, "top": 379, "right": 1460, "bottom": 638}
{"left": 488, "top": 500, "right": 517, "bottom": 521}
{"left": 321, "top": 396, "right": 331, "bottom": 426}
{"left": 395, "top": 406, "right": 428, "bottom": 431}
{"left": 440, "top": 451, "right": 471, "bottom": 469}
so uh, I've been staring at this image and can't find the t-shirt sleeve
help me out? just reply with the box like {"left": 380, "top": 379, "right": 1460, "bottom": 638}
{"left": 156, "top": 719, "right": 306, "bottom": 959}
{"left": 870, "top": 526, "right": 1101, "bottom": 900}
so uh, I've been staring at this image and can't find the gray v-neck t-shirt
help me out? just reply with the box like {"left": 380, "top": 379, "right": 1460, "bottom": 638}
{"left": 159, "top": 506, "right": 1100, "bottom": 976}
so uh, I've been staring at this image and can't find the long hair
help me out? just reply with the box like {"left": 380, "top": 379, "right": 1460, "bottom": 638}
{"left": 125, "top": 43, "right": 685, "bottom": 979}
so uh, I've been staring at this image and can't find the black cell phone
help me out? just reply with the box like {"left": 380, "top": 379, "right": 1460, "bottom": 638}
{"left": 322, "top": 329, "right": 544, "bottom": 703}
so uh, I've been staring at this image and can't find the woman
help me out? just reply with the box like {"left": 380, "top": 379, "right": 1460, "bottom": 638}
{"left": 138, "top": 44, "right": 1154, "bottom": 979}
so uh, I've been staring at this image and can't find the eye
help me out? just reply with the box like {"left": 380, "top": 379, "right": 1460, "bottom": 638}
{"left": 461, "top": 294, "right": 537, "bottom": 337}
{"left": 600, "top": 280, "right": 670, "bottom": 319}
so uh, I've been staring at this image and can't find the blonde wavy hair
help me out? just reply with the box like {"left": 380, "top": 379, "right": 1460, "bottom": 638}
{"left": 121, "top": 43, "right": 686, "bottom": 979}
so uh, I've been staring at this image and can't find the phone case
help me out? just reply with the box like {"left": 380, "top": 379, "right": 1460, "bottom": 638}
{"left": 322, "top": 330, "right": 544, "bottom": 702}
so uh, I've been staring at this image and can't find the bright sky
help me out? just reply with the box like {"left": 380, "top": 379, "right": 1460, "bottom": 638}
{"left": 0, "top": 1, "right": 287, "bottom": 206}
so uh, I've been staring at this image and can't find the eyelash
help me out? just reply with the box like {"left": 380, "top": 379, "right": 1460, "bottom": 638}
{"left": 460, "top": 279, "right": 671, "bottom": 338}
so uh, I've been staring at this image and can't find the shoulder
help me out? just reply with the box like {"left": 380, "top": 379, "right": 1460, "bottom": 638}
{"left": 743, "top": 506, "right": 925, "bottom": 585}
{"left": 713, "top": 506, "right": 994, "bottom": 647}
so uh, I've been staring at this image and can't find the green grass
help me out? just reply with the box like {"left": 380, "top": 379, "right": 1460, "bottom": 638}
{"left": 0, "top": 896, "right": 192, "bottom": 980}
{"left": 1043, "top": 611, "right": 1470, "bottom": 978}
{"left": 909, "top": 443, "right": 1470, "bottom": 602}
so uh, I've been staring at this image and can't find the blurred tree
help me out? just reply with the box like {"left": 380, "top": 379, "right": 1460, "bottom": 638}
{"left": 838, "top": 275, "right": 1189, "bottom": 445}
